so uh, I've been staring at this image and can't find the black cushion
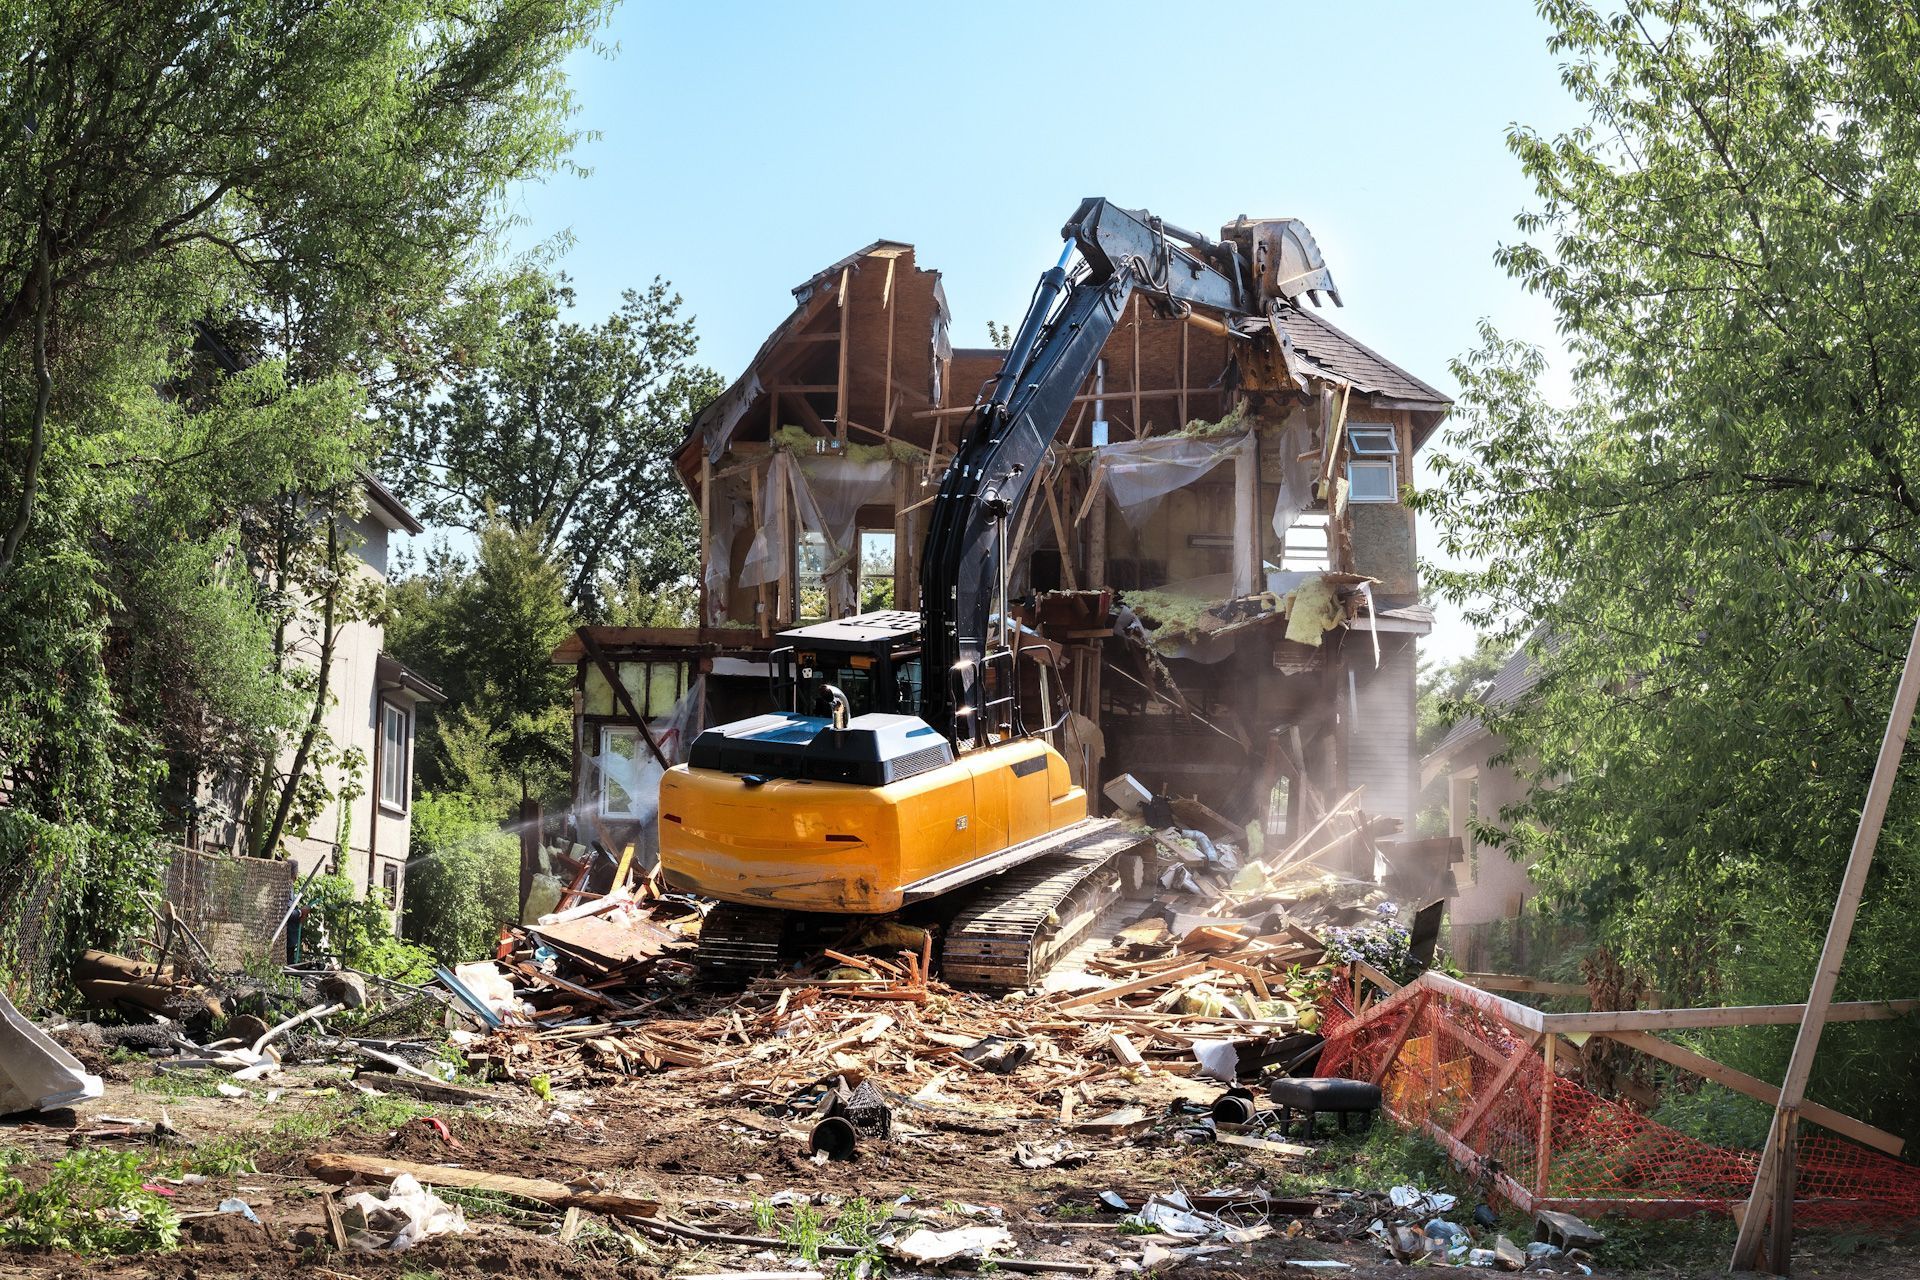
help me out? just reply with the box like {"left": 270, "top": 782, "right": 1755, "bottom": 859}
{"left": 1267, "top": 1077, "right": 1382, "bottom": 1111}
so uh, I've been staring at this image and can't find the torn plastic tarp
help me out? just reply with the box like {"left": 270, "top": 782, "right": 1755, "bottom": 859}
{"left": 1100, "top": 434, "right": 1252, "bottom": 531}
{"left": 586, "top": 675, "right": 706, "bottom": 863}
{"left": 0, "top": 990, "right": 102, "bottom": 1113}
{"left": 740, "top": 450, "right": 894, "bottom": 617}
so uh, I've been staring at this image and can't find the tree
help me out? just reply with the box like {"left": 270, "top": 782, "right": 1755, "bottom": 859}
{"left": 387, "top": 522, "right": 576, "bottom": 809}
{"left": 1419, "top": 0, "right": 1920, "bottom": 1134}
{"left": 1416, "top": 634, "right": 1509, "bottom": 756}
{"left": 0, "top": 0, "right": 611, "bottom": 990}
{"left": 385, "top": 275, "right": 724, "bottom": 614}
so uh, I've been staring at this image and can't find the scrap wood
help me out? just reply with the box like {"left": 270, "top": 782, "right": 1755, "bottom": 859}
{"left": 1216, "top": 1132, "right": 1315, "bottom": 1158}
{"left": 307, "top": 1153, "right": 659, "bottom": 1218}
{"left": 1053, "top": 961, "right": 1210, "bottom": 1010}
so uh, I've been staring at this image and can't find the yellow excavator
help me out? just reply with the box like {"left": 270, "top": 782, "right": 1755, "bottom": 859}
{"left": 659, "top": 198, "right": 1342, "bottom": 986}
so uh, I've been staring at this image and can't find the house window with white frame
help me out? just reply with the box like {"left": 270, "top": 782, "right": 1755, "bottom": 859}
{"left": 600, "top": 725, "right": 641, "bottom": 817}
{"left": 1346, "top": 422, "right": 1400, "bottom": 504}
{"left": 378, "top": 702, "right": 410, "bottom": 812}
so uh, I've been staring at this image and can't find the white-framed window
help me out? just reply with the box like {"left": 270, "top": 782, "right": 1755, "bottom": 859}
{"left": 378, "top": 702, "right": 410, "bottom": 812}
{"left": 600, "top": 725, "right": 641, "bottom": 817}
{"left": 1346, "top": 421, "right": 1401, "bottom": 505}
{"left": 1279, "top": 511, "right": 1332, "bottom": 572}
{"left": 1348, "top": 458, "right": 1399, "bottom": 503}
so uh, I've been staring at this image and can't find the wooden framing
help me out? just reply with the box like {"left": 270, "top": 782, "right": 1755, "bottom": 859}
{"left": 1325, "top": 968, "right": 1919, "bottom": 1222}
{"left": 1733, "top": 611, "right": 1920, "bottom": 1271}
{"left": 834, "top": 267, "right": 851, "bottom": 442}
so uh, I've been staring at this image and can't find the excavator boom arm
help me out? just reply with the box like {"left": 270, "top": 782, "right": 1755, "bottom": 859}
{"left": 917, "top": 198, "right": 1256, "bottom": 747}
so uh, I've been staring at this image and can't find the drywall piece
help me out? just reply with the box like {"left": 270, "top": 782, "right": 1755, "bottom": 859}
{"left": 0, "top": 990, "right": 102, "bottom": 1114}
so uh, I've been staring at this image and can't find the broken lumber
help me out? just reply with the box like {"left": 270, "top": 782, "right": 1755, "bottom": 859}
{"left": 307, "top": 1153, "right": 659, "bottom": 1218}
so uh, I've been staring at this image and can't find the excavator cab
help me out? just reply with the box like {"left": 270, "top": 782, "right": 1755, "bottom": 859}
{"left": 769, "top": 610, "right": 926, "bottom": 720}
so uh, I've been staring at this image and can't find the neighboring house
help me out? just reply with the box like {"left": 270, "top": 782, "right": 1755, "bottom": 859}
{"left": 1421, "top": 632, "right": 1553, "bottom": 964}
{"left": 189, "top": 474, "right": 444, "bottom": 924}
{"left": 550, "top": 228, "right": 1451, "bottom": 876}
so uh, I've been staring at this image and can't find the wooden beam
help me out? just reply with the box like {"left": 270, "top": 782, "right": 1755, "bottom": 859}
{"left": 1053, "top": 960, "right": 1210, "bottom": 1010}
{"left": 882, "top": 257, "right": 897, "bottom": 436}
{"left": 749, "top": 464, "right": 770, "bottom": 638}
{"left": 1734, "top": 612, "right": 1920, "bottom": 1271}
{"left": 1130, "top": 295, "right": 1143, "bottom": 437}
{"left": 697, "top": 455, "right": 712, "bottom": 627}
{"left": 1449, "top": 1032, "right": 1542, "bottom": 1142}
{"left": 1601, "top": 1029, "right": 1903, "bottom": 1157}
{"left": 1461, "top": 973, "right": 1592, "bottom": 999}
{"left": 1179, "top": 319, "right": 1190, "bottom": 427}
{"left": 1542, "top": 998, "right": 1920, "bottom": 1034}
{"left": 308, "top": 1153, "right": 659, "bottom": 1219}
{"left": 1045, "top": 475, "right": 1078, "bottom": 591}
{"left": 573, "top": 627, "right": 668, "bottom": 769}
{"left": 1534, "top": 1034, "right": 1557, "bottom": 1199}
{"left": 912, "top": 385, "right": 1207, "bottom": 421}
{"left": 834, "top": 267, "right": 851, "bottom": 443}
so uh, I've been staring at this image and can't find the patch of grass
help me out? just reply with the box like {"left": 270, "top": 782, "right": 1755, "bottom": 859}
{"left": 1259, "top": 1122, "right": 1464, "bottom": 1200}
{"left": 750, "top": 1193, "right": 778, "bottom": 1235}
{"left": 438, "top": 1184, "right": 546, "bottom": 1225}
{"left": 1117, "top": 1219, "right": 1158, "bottom": 1236}
{"left": 177, "top": 1135, "right": 257, "bottom": 1177}
{"left": 0, "top": 1148, "right": 181, "bottom": 1255}
{"left": 263, "top": 1092, "right": 435, "bottom": 1151}
{"left": 134, "top": 1069, "right": 225, "bottom": 1100}
{"left": 1051, "top": 1202, "right": 1097, "bottom": 1220}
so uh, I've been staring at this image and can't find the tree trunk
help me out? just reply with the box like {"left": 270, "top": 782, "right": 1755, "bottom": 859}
{"left": 259, "top": 517, "right": 339, "bottom": 859}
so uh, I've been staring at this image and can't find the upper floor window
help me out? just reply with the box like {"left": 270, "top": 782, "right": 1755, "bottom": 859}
{"left": 1346, "top": 421, "right": 1400, "bottom": 504}
{"left": 379, "top": 702, "right": 410, "bottom": 812}
{"left": 860, "top": 530, "right": 896, "bottom": 611}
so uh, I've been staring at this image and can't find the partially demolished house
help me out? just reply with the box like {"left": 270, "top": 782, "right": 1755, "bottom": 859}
{"left": 553, "top": 227, "right": 1451, "bottom": 881}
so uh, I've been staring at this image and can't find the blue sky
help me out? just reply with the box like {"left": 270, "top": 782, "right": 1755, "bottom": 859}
{"left": 496, "top": 0, "right": 1587, "bottom": 664}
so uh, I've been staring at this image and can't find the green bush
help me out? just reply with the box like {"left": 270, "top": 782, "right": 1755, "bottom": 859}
{"left": 299, "top": 873, "right": 435, "bottom": 982}
{"left": 0, "top": 1148, "right": 180, "bottom": 1254}
{"left": 401, "top": 792, "right": 520, "bottom": 964}
{"left": 0, "top": 812, "right": 163, "bottom": 1002}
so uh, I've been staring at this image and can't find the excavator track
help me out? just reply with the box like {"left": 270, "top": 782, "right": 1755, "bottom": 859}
{"left": 942, "top": 824, "right": 1149, "bottom": 990}
{"left": 695, "top": 903, "right": 787, "bottom": 983}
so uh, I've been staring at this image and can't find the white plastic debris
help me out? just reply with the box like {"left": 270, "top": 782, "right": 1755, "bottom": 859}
{"left": 1388, "top": 1185, "right": 1457, "bottom": 1215}
{"left": 889, "top": 1225, "right": 1014, "bottom": 1265}
{"left": 0, "top": 990, "right": 102, "bottom": 1113}
{"left": 1191, "top": 1039, "right": 1241, "bottom": 1084}
{"left": 338, "top": 1173, "right": 467, "bottom": 1252}
{"left": 450, "top": 961, "right": 528, "bottom": 1020}
{"left": 1123, "top": 1197, "right": 1221, "bottom": 1241}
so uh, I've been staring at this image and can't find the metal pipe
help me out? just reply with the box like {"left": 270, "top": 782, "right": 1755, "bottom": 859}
{"left": 824, "top": 685, "right": 850, "bottom": 731}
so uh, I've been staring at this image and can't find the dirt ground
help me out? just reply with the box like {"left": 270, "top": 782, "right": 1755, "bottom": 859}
{"left": 3, "top": 1040, "right": 1918, "bottom": 1280}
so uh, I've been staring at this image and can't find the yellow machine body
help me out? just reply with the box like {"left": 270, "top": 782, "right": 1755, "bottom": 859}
{"left": 658, "top": 739, "right": 1086, "bottom": 914}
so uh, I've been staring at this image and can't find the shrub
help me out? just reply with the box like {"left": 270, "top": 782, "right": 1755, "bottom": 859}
{"left": 400, "top": 792, "right": 520, "bottom": 964}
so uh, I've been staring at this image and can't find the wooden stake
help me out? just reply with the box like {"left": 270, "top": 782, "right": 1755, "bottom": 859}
{"left": 1534, "top": 1033, "right": 1557, "bottom": 1200}
{"left": 1730, "top": 611, "right": 1920, "bottom": 1273}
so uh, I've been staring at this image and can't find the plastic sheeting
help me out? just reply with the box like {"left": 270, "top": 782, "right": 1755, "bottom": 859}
{"left": 1101, "top": 434, "right": 1252, "bottom": 530}
{"left": 739, "top": 451, "right": 895, "bottom": 617}
{"left": 584, "top": 675, "right": 706, "bottom": 867}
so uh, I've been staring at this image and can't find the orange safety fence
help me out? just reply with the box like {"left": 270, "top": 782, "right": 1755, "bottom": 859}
{"left": 1317, "top": 971, "right": 1920, "bottom": 1224}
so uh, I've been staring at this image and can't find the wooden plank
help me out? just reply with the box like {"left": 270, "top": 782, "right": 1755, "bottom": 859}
{"left": 1544, "top": 998, "right": 1920, "bottom": 1034}
{"left": 882, "top": 257, "right": 897, "bottom": 435}
{"left": 1053, "top": 961, "right": 1211, "bottom": 1010}
{"left": 308, "top": 1153, "right": 660, "bottom": 1218}
{"left": 1534, "top": 1034, "right": 1556, "bottom": 1199}
{"left": 1367, "top": 990, "right": 1430, "bottom": 1087}
{"left": 1130, "top": 295, "right": 1142, "bottom": 436}
{"left": 1044, "top": 475, "right": 1078, "bottom": 591}
{"left": 834, "top": 266, "right": 851, "bottom": 442}
{"left": 1462, "top": 972, "right": 1590, "bottom": 999}
{"left": 1216, "top": 1132, "right": 1313, "bottom": 1158}
{"left": 750, "top": 464, "right": 770, "bottom": 638}
{"left": 697, "top": 455, "right": 711, "bottom": 627}
{"left": 1734, "top": 610, "right": 1920, "bottom": 1272}
{"left": 1601, "top": 1029, "right": 1903, "bottom": 1157}
{"left": 1449, "top": 1032, "right": 1542, "bottom": 1142}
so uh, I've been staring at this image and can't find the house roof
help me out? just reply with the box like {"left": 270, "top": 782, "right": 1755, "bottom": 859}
{"left": 361, "top": 472, "right": 423, "bottom": 535}
{"left": 1425, "top": 629, "right": 1553, "bottom": 763}
{"left": 1267, "top": 304, "right": 1453, "bottom": 411}
{"left": 376, "top": 652, "right": 445, "bottom": 704}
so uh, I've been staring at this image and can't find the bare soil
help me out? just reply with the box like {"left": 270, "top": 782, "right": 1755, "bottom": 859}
{"left": 2, "top": 1053, "right": 1916, "bottom": 1279}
